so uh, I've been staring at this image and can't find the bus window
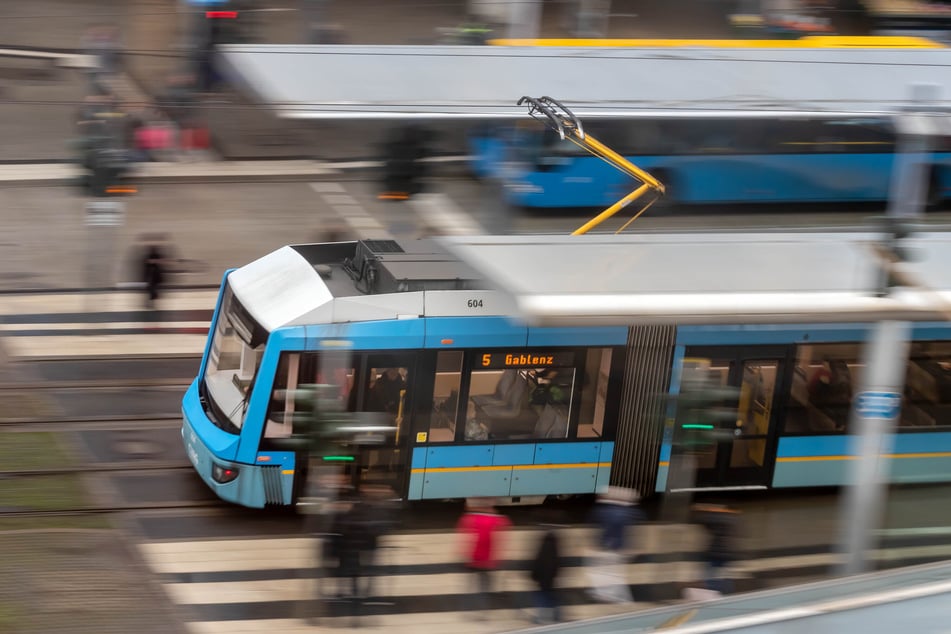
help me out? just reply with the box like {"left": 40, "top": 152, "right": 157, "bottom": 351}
{"left": 430, "top": 350, "right": 463, "bottom": 442}
{"left": 783, "top": 343, "right": 861, "bottom": 434}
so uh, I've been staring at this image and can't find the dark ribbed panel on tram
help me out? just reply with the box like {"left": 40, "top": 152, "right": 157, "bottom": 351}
{"left": 262, "top": 466, "right": 284, "bottom": 506}
{"left": 611, "top": 325, "right": 675, "bottom": 496}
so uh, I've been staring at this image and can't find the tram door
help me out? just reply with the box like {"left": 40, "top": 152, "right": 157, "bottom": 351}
{"left": 672, "top": 349, "right": 784, "bottom": 490}
{"left": 349, "top": 353, "right": 414, "bottom": 497}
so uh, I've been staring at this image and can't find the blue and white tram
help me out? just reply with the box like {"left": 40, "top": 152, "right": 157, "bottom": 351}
{"left": 183, "top": 239, "right": 624, "bottom": 507}
{"left": 183, "top": 238, "right": 951, "bottom": 507}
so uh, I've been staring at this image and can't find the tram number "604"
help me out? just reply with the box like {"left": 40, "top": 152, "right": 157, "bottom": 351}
{"left": 467, "top": 299, "right": 484, "bottom": 308}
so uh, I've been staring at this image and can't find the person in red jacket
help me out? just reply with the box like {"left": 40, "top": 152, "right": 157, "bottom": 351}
{"left": 457, "top": 498, "right": 511, "bottom": 617}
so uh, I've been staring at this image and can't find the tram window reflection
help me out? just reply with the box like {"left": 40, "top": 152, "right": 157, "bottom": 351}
{"left": 467, "top": 352, "right": 579, "bottom": 441}
{"left": 784, "top": 344, "right": 861, "bottom": 434}
{"left": 577, "top": 348, "right": 612, "bottom": 438}
{"left": 263, "top": 352, "right": 356, "bottom": 443}
{"left": 430, "top": 351, "right": 463, "bottom": 442}
{"left": 204, "top": 287, "right": 264, "bottom": 432}
{"left": 360, "top": 354, "right": 413, "bottom": 431}
{"left": 903, "top": 342, "right": 951, "bottom": 428}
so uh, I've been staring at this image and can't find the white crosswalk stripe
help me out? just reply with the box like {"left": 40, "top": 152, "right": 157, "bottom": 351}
{"left": 138, "top": 527, "right": 668, "bottom": 632}
{"left": 0, "top": 290, "right": 216, "bottom": 358}
{"left": 135, "top": 523, "right": 951, "bottom": 634}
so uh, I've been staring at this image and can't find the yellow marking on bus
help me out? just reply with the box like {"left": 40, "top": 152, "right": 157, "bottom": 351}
{"left": 282, "top": 470, "right": 294, "bottom": 475}
{"left": 778, "top": 452, "right": 951, "bottom": 463}
{"left": 489, "top": 36, "right": 943, "bottom": 49}
{"left": 659, "top": 461, "right": 670, "bottom": 467}
{"left": 411, "top": 462, "right": 611, "bottom": 475}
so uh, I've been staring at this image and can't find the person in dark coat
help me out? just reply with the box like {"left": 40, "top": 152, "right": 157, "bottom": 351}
{"left": 529, "top": 528, "right": 562, "bottom": 624}
{"left": 586, "top": 486, "right": 644, "bottom": 603}
{"left": 692, "top": 502, "right": 741, "bottom": 594}
{"left": 142, "top": 242, "right": 166, "bottom": 308}
{"left": 368, "top": 368, "right": 406, "bottom": 415}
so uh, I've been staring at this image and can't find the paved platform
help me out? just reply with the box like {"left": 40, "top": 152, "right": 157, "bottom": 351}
{"left": 0, "top": 289, "right": 215, "bottom": 359}
{"left": 0, "top": 159, "right": 348, "bottom": 186}
{"left": 132, "top": 493, "right": 951, "bottom": 634}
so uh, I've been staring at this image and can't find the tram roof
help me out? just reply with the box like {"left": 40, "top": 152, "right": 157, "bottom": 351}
{"left": 437, "top": 231, "right": 951, "bottom": 326}
{"left": 217, "top": 44, "right": 951, "bottom": 120}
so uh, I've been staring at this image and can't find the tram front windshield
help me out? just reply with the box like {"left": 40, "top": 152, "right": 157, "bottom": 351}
{"left": 204, "top": 286, "right": 265, "bottom": 433}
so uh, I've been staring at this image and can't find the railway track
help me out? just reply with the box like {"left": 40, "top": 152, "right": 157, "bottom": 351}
{"left": 0, "top": 355, "right": 195, "bottom": 425}
{"left": 0, "top": 501, "right": 224, "bottom": 519}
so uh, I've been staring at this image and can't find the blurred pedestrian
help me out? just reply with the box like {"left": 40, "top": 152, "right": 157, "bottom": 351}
{"left": 457, "top": 497, "right": 511, "bottom": 617}
{"left": 354, "top": 484, "right": 399, "bottom": 602}
{"left": 691, "top": 502, "right": 741, "bottom": 595}
{"left": 81, "top": 24, "right": 123, "bottom": 94}
{"left": 586, "top": 486, "right": 643, "bottom": 603}
{"left": 529, "top": 526, "right": 563, "bottom": 624}
{"left": 141, "top": 239, "right": 167, "bottom": 308}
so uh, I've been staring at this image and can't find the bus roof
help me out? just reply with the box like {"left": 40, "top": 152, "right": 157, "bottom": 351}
{"left": 437, "top": 231, "right": 951, "bottom": 326}
{"left": 218, "top": 44, "right": 951, "bottom": 120}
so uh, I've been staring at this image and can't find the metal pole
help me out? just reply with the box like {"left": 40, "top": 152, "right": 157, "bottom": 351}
{"left": 839, "top": 319, "right": 910, "bottom": 575}
{"left": 838, "top": 88, "right": 935, "bottom": 575}
{"left": 507, "top": 0, "right": 542, "bottom": 39}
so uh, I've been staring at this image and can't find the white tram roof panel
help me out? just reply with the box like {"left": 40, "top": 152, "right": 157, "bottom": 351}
{"left": 438, "top": 231, "right": 951, "bottom": 326}
{"left": 226, "top": 240, "right": 495, "bottom": 331}
{"left": 217, "top": 44, "right": 951, "bottom": 119}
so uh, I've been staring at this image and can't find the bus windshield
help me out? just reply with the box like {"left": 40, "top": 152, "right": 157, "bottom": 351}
{"left": 203, "top": 285, "right": 265, "bottom": 433}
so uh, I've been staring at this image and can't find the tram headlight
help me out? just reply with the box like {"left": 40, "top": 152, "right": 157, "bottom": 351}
{"left": 212, "top": 463, "right": 240, "bottom": 484}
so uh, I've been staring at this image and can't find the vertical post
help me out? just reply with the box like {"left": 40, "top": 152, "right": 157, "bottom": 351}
{"left": 84, "top": 201, "right": 125, "bottom": 315}
{"left": 838, "top": 87, "right": 935, "bottom": 575}
{"left": 506, "top": 0, "right": 543, "bottom": 39}
{"left": 839, "top": 320, "right": 910, "bottom": 575}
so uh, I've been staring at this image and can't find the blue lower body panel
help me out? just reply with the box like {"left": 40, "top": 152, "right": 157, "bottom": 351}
{"left": 409, "top": 441, "right": 610, "bottom": 500}
{"left": 772, "top": 433, "right": 951, "bottom": 488}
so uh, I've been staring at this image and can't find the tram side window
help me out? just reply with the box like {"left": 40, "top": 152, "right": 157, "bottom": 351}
{"left": 467, "top": 351, "right": 577, "bottom": 441}
{"left": 783, "top": 343, "right": 861, "bottom": 434}
{"left": 430, "top": 350, "right": 463, "bottom": 443}
{"left": 903, "top": 342, "right": 951, "bottom": 428}
{"left": 263, "top": 351, "right": 356, "bottom": 443}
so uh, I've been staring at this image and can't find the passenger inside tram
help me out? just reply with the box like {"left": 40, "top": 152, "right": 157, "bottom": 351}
{"left": 367, "top": 367, "right": 407, "bottom": 415}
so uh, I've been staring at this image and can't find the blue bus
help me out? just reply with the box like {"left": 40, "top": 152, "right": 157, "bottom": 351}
{"left": 183, "top": 238, "right": 951, "bottom": 508}
{"left": 470, "top": 115, "right": 951, "bottom": 209}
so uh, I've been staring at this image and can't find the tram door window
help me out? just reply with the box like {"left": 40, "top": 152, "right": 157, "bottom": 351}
{"left": 674, "top": 349, "right": 786, "bottom": 489}
{"left": 577, "top": 348, "right": 613, "bottom": 438}
{"left": 355, "top": 353, "right": 413, "bottom": 492}
{"left": 430, "top": 350, "right": 463, "bottom": 443}
{"left": 730, "top": 361, "right": 778, "bottom": 469}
